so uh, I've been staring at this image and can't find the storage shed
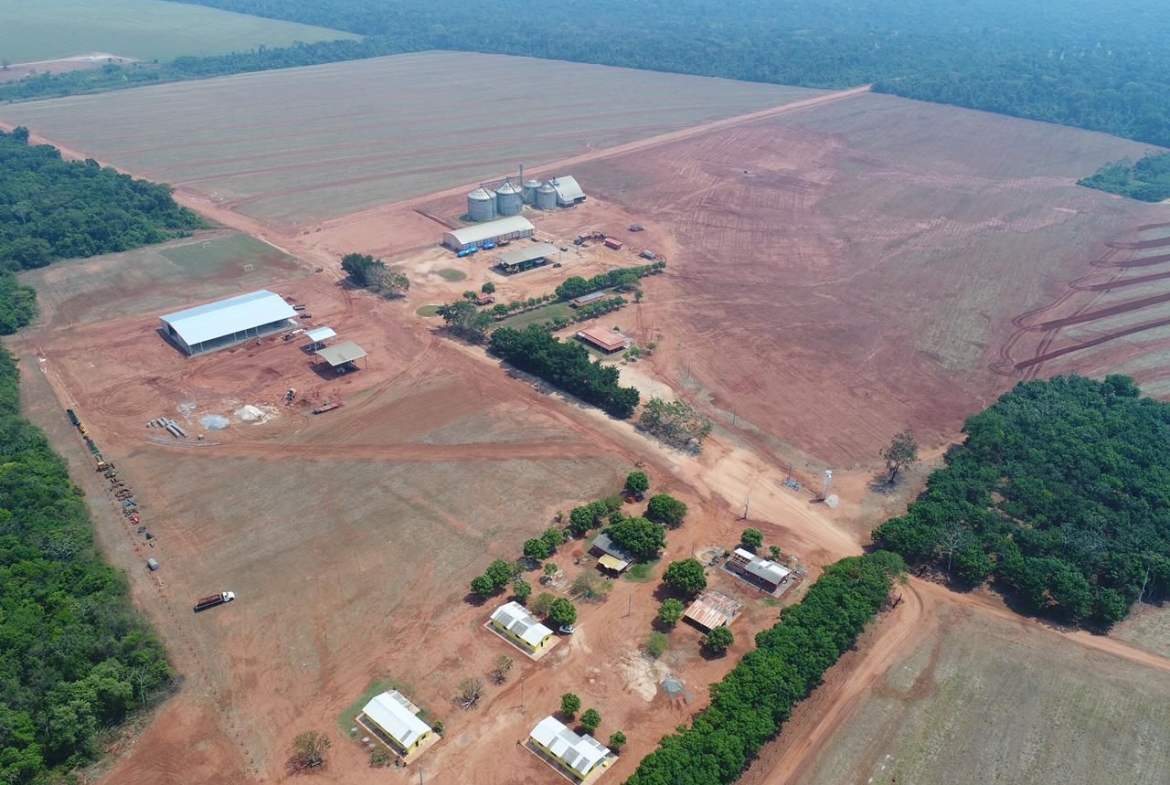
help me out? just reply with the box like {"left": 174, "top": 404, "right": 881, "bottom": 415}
{"left": 159, "top": 290, "right": 297, "bottom": 356}
{"left": 443, "top": 216, "right": 535, "bottom": 251}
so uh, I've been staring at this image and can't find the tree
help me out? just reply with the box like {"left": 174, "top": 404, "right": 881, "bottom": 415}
{"left": 881, "top": 429, "right": 920, "bottom": 483}
{"left": 741, "top": 528, "right": 764, "bottom": 551}
{"left": 463, "top": 290, "right": 478, "bottom": 301}
{"left": 568, "top": 505, "right": 596, "bottom": 536}
{"left": 646, "top": 494, "right": 688, "bottom": 527}
{"left": 340, "top": 252, "right": 384, "bottom": 287}
{"left": 531, "top": 592, "right": 557, "bottom": 617}
{"left": 481, "top": 281, "right": 496, "bottom": 294}
{"left": 702, "top": 626, "right": 734, "bottom": 654}
{"left": 469, "top": 575, "right": 496, "bottom": 598}
{"left": 580, "top": 708, "right": 601, "bottom": 733}
{"left": 288, "top": 730, "right": 332, "bottom": 773}
{"left": 657, "top": 598, "right": 685, "bottom": 626}
{"left": 561, "top": 693, "right": 581, "bottom": 719}
{"left": 639, "top": 397, "right": 712, "bottom": 452}
{"left": 663, "top": 559, "right": 707, "bottom": 598}
{"left": 543, "top": 562, "right": 559, "bottom": 578}
{"left": 541, "top": 527, "right": 564, "bottom": 551}
{"left": 608, "top": 731, "right": 627, "bottom": 750}
{"left": 513, "top": 579, "right": 532, "bottom": 604}
{"left": 523, "top": 538, "right": 550, "bottom": 560}
{"left": 769, "top": 545, "right": 783, "bottom": 561}
{"left": 457, "top": 677, "right": 484, "bottom": 709}
{"left": 549, "top": 598, "right": 578, "bottom": 627}
{"left": 608, "top": 517, "right": 666, "bottom": 561}
{"left": 625, "top": 471, "right": 650, "bottom": 499}
{"left": 437, "top": 299, "right": 493, "bottom": 342}
{"left": 489, "top": 654, "right": 513, "bottom": 684}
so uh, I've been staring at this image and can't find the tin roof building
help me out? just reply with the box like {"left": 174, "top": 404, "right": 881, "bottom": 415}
{"left": 159, "top": 290, "right": 296, "bottom": 356}
{"left": 576, "top": 327, "right": 631, "bottom": 354}
{"left": 529, "top": 716, "right": 613, "bottom": 780}
{"left": 549, "top": 176, "right": 586, "bottom": 206}
{"left": 443, "top": 216, "right": 535, "bottom": 251}
{"left": 359, "top": 691, "right": 433, "bottom": 755}
{"left": 490, "top": 601, "right": 554, "bottom": 654}
{"left": 728, "top": 548, "right": 792, "bottom": 592}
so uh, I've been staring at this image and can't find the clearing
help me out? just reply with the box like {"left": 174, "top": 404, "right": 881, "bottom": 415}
{"left": 558, "top": 92, "right": 1165, "bottom": 466}
{"left": 0, "top": 51, "right": 824, "bottom": 228}
{"left": 0, "top": 0, "right": 357, "bottom": 65}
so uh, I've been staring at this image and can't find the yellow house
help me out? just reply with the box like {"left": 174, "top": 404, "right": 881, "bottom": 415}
{"left": 360, "top": 691, "right": 432, "bottom": 755}
{"left": 530, "top": 716, "right": 613, "bottom": 780}
{"left": 490, "top": 601, "right": 554, "bottom": 653}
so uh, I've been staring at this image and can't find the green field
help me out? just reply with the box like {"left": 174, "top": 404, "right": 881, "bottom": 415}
{"left": 19, "top": 231, "right": 306, "bottom": 328}
{"left": 0, "top": 0, "right": 358, "bottom": 65}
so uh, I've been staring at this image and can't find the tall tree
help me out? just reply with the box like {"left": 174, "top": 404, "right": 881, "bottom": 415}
{"left": 881, "top": 429, "right": 919, "bottom": 483}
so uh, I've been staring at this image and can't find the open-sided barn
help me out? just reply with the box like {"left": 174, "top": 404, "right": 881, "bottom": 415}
{"left": 159, "top": 290, "right": 296, "bottom": 356}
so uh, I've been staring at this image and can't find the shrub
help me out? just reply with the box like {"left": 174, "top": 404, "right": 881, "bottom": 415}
{"left": 657, "top": 598, "right": 685, "bottom": 626}
{"left": 645, "top": 631, "right": 668, "bottom": 659}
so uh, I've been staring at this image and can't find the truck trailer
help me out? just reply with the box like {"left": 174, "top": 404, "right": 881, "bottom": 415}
{"left": 194, "top": 591, "right": 236, "bottom": 612}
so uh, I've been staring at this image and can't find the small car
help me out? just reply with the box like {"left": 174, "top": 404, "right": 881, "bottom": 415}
{"left": 558, "top": 625, "right": 575, "bottom": 634}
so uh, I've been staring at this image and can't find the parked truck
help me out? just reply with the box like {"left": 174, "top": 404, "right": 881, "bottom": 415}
{"left": 194, "top": 591, "right": 236, "bottom": 612}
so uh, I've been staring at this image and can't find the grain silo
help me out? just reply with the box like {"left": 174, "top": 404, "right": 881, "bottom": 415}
{"left": 467, "top": 187, "right": 497, "bottom": 222}
{"left": 496, "top": 181, "right": 524, "bottom": 216}
{"left": 522, "top": 179, "right": 541, "bottom": 205}
{"left": 535, "top": 181, "right": 558, "bottom": 211}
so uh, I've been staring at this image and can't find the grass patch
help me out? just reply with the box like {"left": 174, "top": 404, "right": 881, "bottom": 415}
{"left": 416, "top": 304, "right": 442, "bottom": 317}
{"left": 624, "top": 559, "right": 661, "bottom": 583}
{"left": 160, "top": 234, "right": 293, "bottom": 274}
{"left": 497, "top": 301, "right": 574, "bottom": 331}
{"left": 760, "top": 597, "right": 785, "bottom": 608}
{"left": 337, "top": 678, "right": 414, "bottom": 737}
{"left": 436, "top": 268, "right": 467, "bottom": 282}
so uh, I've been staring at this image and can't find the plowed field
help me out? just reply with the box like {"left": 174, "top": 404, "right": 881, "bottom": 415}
{"left": 0, "top": 51, "right": 822, "bottom": 228}
{"left": 567, "top": 93, "right": 1166, "bottom": 465}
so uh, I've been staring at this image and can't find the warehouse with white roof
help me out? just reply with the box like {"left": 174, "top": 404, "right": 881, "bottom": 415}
{"left": 159, "top": 290, "right": 296, "bottom": 356}
{"left": 442, "top": 215, "right": 534, "bottom": 251}
{"left": 529, "top": 716, "right": 613, "bottom": 780}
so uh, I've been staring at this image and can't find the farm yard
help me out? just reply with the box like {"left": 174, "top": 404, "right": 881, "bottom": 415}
{"left": 0, "top": 0, "right": 358, "bottom": 66}
{"left": 0, "top": 51, "right": 824, "bottom": 228}
{"left": 569, "top": 92, "right": 1166, "bottom": 466}
{"left": 8, "top": 220, "right": 851, "bottom": 784}
{"left": 750, "top": 585, "right": 1170, "bottom": 785}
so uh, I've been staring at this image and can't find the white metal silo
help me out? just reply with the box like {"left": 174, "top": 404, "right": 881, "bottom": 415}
{"left": 467, "top": 187, "right": 497, "bottom": 222}
{"left": 535, "top": 182, "right": 558, "bottom": 210}
{"left": 496, "top": 181, "right": 524, "bottom": 216}
{"left": 522, "top": 179, "right": 541, "bottom": 205}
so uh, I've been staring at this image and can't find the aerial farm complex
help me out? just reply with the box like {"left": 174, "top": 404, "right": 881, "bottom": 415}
{"left": 6, "top": 41, "right": 1170, "bottom": 785}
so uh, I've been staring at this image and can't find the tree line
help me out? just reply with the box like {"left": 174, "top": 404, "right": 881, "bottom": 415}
{"left": 0, "top": 349, "right": 172, "bottom": 784}
{"left": 874, "top": 375, "right": 1170, "bottom": 628}
{"left": 0, "top": 128, "right": 204, "bottom": 334}
{"left": 1078, "top": 153, "right": 1170, "bottom": 203}
{"left": 489, "top": 325, "right": 640, "bottom": 419}
{"left": 9, "top": 0, "right": 1157, "bottom": 147}
{"left": 625, "top": 551, "right": 904, "bottom": 785}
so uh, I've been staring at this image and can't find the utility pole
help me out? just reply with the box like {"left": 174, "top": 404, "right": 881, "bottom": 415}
{"left": 626, "top": 593, "right": 632, "bottom": 617}
{"left": 418, "top": 765, "right": 423, "bottom": 785}
{"left": 742, "top": 497, "right": 750, "bottom": 520}
{"left": 520, "top": 677, "right": 525, "bottom": 711}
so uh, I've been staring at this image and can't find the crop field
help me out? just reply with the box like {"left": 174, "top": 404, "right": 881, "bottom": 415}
{"left": 0, "top": 51, "right": 824, "bottom": 228}
{"left": 19, "top": 230, "right": 306, "bottom": 330}
{"left": 0, "top": 0, "right": 358, "bottom": 65}
{"left": 569, "top": 92, "right": 1166, "bottom": 465}
{"left": 787, "top": 601, "right": 1170, "bottom": 785}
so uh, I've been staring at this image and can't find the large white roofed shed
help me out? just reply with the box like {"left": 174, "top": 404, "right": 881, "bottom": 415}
{"left": 160, "top": 290, "right": 296, "bottom": 355}
{"left": 361, "top": 691, "right": 431, "bottom": 750}
{"left": 550, "top": 176, "right": 586, "bottom": 205}
{"left": 442, "top": 216, "right": 534, "bottom": 251}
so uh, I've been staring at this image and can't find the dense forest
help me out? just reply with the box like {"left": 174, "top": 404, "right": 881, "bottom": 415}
{"left": 1079, "top": 153, "right": 1170, "bottom": 202}
{"left": 0, "top": 127, "right": 204, "bottom": 334}
{"left": 0, "top": 349, "right": 172, "bottom": 784}
{"left": 489, "top": 325, "right": 640, "bottom": 419}
{"left": 874, "top": 375, "right": 1170, "bottom": 628}
{"left": 626, "top": 552, "right": 903, "bottom": 785}
{"left": 136, "top": 0, "right": 1170, "bottom": 148}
